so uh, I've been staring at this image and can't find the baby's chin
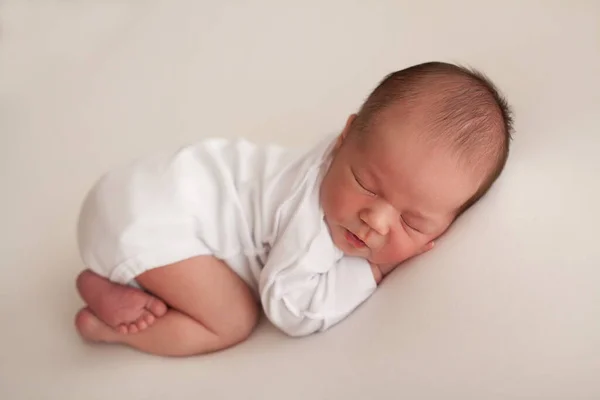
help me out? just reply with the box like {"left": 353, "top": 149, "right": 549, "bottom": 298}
{"left": 332, "top": 237, "right": 365, "bottom": 258}
{"left": 341, "top": 249, "right": 370, "bottom": 259}
{"left": 341, "top": 250, "right": 403, "bottom": 269}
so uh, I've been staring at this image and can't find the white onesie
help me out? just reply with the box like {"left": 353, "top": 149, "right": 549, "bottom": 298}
{"left": 77, "top": 134, "right": 377, "bottom": 337}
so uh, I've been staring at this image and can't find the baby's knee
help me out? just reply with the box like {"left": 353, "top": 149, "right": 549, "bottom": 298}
{"left": 219, "top": 299, "right": 260, "bottom": 347}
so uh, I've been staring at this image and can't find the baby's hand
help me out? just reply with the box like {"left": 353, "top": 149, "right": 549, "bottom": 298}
{"left": 369, "top": 241, "right": 435, "bottom": 285}
{"left": 369, "top": 262, "right": 384, "bottom": 284}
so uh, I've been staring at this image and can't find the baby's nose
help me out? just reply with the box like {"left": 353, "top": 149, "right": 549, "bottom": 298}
{"left": 359, "top": 203, "right": 397, "bottom": 237}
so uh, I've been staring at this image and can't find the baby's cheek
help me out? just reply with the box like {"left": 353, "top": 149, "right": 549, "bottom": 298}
{"left": 369, "top": 248, "right": 398, "bottom": 265}
{"left": 377, "top": 238, "right": 417, "bottom": 265}
{"left": 329, "top": 191, "right": 353, "bottom": 218}
{"left": 324, "top": 196, "right": 341, "bottom": 220}
{"left": 322, "top": 189, "right": 340, "bottom": 216}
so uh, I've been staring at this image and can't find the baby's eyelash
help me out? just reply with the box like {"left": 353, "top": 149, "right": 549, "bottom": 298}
{"left": 352, "top": 169, "right": 376, "bottom": 196}
{"left": 401, "top": 216, "right": 422, "bottom": 234}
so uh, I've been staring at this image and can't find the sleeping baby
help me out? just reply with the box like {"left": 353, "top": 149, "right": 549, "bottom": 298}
{"left": 74, "top": 61, "right": 513, "bottom": 356}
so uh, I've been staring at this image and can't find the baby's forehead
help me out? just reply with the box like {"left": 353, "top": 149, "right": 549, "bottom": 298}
{"left": 360, "top": 96, "right": 501, "bottom": 174}
{"left": 355, "top": 109, "right": 442, "bottom": 156}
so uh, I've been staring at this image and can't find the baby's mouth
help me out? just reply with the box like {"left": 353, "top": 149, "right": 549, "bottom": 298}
{"left": 344, "top": 229, "right": 366, "bottom": 248}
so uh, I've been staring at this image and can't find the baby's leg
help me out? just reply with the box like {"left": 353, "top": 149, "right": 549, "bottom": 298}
{"left": 75, "top": 255, "right": 260, "bottom": 356}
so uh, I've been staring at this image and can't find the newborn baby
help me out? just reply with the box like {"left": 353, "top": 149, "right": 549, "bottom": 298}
{"left": 74, "top": 61, "right": 513, "bottom": 356}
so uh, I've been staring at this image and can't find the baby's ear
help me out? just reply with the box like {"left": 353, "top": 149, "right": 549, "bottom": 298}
{"left": 337, "top": 114, "right": 357, "bottom": 145}
{"left": 334, "top": 133, "right": 344, "bottom": 151}
{"left": 344, "top": 114, "right": 358, "bottom": 136}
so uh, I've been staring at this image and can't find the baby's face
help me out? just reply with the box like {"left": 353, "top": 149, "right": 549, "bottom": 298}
{"left": 320, "top": 112, "right": 482, "bottom": 266}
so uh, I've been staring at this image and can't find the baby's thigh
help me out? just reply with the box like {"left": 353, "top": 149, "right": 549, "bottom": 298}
{"left": 137, "top": 255, "right": 260, "bottom": 339}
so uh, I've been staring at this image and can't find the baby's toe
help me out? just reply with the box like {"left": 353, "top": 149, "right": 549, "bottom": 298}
{"left": 118, "top": 324, "right": 128, "bottom": 335}
{"left": 147, "top": 298, "right": 167, "bottom": 318}
{"left": 128, "top": 324, "right": 139, "bottom": 334}
{"left": 143, "top": 312, "right": 155, "bottom": 326}
{"left": 136, "top": 319, "right": 148, "bottom": 331}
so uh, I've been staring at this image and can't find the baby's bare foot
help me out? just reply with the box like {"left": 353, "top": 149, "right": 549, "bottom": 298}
{"left": 76, "top": 270, "right": 167, "bottom": 333}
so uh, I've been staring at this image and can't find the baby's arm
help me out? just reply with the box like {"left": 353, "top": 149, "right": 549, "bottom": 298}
{"left": 259, "top": 229, "right": 377, "bottom": 337}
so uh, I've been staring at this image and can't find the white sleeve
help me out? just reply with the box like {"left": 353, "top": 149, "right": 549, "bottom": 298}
{"left": 259, "top": 220, "right": 377, "bottom": 337}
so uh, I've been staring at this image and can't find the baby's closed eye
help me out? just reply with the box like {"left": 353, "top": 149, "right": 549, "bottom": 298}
{"left": 401, "top": 216, "right": 423, "bottom": 233}
{"left": 351, "top": 167, "right": 377, "bottom": 196}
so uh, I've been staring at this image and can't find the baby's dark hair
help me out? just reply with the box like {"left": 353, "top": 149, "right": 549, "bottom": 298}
{"left": 353, "top": 61, "right": 514, "bottom": 215}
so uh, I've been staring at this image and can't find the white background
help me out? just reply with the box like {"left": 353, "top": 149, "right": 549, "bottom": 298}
{"left": 1, "top": 1, "right": 598, "bottom": 399}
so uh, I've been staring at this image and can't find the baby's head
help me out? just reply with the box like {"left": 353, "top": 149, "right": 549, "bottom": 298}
{"left": 320, "top": 61, "right": 513, "bottom": 266}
